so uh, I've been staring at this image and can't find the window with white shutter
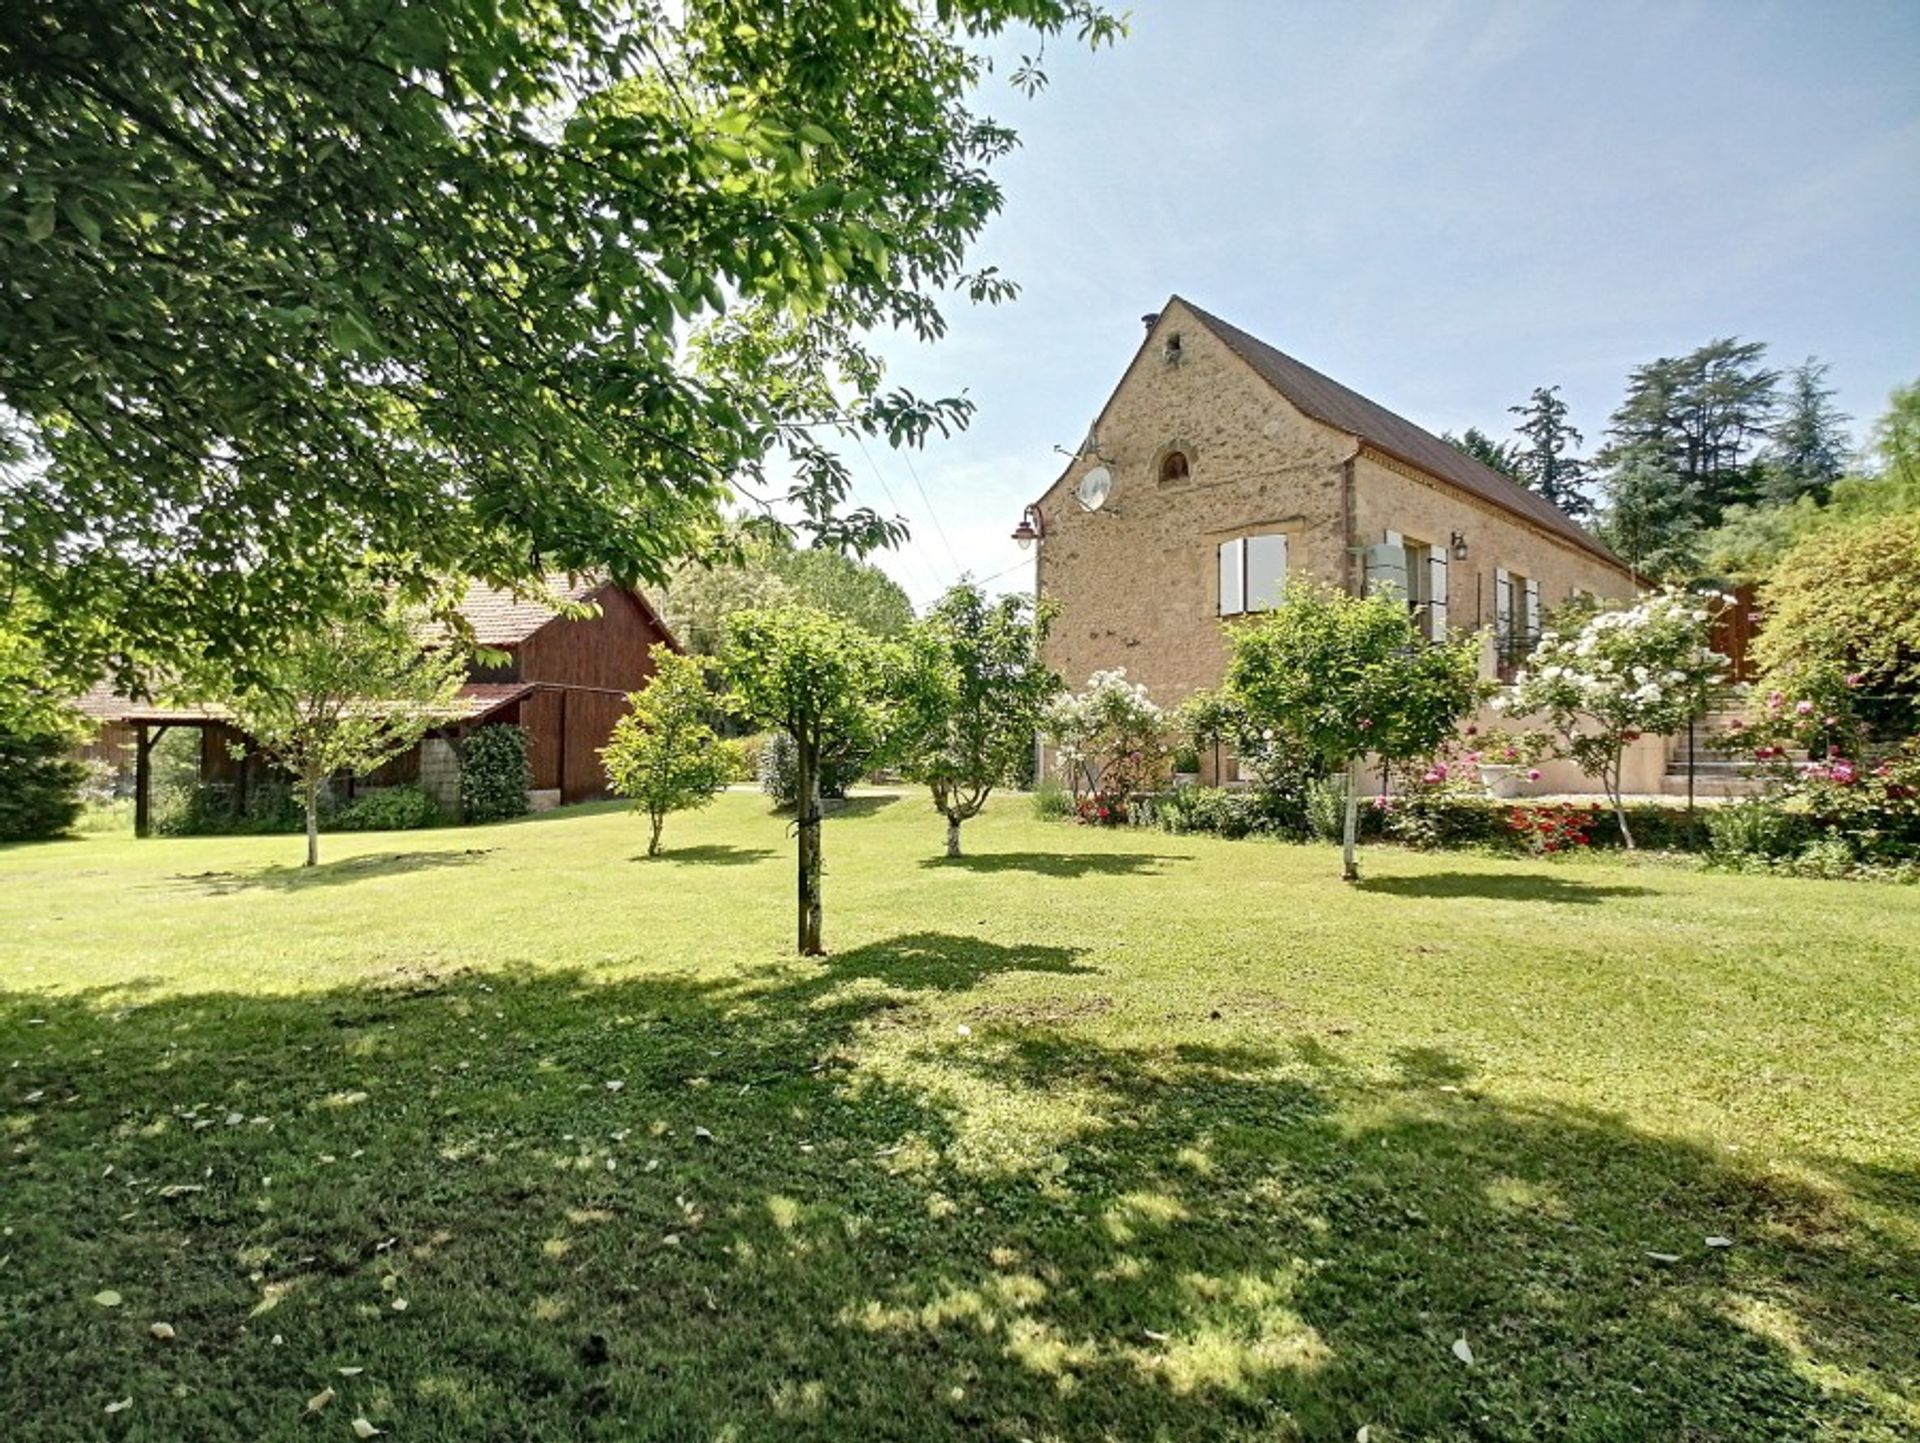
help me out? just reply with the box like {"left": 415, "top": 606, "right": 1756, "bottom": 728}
{"left": 1220, "top": 535, "right": 1287, "bottom": 616}
{"left": 1523, "top": 577, "right": 1541, "bottom": 647}
{"left": 1218, "top": 538, "right": 1245, "bottom": 616}
{"left": 1427, "top": 552, "right": 1449, "bottom": 638}
{"left": 1245, "top": 533, "right": 1287, "bottom": 612}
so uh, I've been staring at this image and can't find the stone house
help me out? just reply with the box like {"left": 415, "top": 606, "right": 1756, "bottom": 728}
{"left": 1019, "top": 297, "right": 1676, "bottom": 793}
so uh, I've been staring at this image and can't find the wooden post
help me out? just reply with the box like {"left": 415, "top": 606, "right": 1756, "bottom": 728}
{"left": 134, "top": 723, "right": 151, "bottom": 839}
{"left": 133, "top": 723, "right": 173, "bottom": 839}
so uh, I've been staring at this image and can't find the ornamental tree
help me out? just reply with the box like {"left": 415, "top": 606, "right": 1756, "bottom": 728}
{"left": 1226, "top": 584, "right": 1483, "bottom": 880}
{"left": 1039, "top": 668, "right": 1170, "bottom": 823}
{"left": 0, "top": 0, "right": 1121, "bottom": 684}
{"left": 1750, "top": 512, "right": 1920, "bottom": 743}
{"left": 225, "top": 597, "right": 465, "bottom": 867}
{"left": 601, "top": 645, "right": 731, "bottom": 857}
{"left": 897, "top": 584, "right": 1057, "bottom": 857}
{"left": 1500, "top": 588, "right": 1725, "bottom": 848}
{"left": 721, "top": 606, "right": 900, "bottom": 955}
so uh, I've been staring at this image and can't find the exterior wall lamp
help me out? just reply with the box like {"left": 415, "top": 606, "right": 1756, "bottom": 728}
{"left": 1450, "top": 530, "right": 1470, "bottom": 562}
{"left": 1012, "top": 504, "right": 1045, "bottom": 550}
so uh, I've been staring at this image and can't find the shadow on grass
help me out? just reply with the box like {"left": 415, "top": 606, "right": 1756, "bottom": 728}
{"left": 171, "top": 848, "right": 495, "bottom": 895}
{"left": 1355, "top": 871, "right": 1656, "bottom": 904}
{"left": 816, "top": 930, "right": 1095, "bottom": 993}
{"left": 920, "top": 850, "right": 1193, "bottom": 878}
{"left": 1, "top": 942, "right": 1912, "bottom": 1442}
{"left": 639, "top": 844, "right": 777, "bottom": 867}
{"left": 826, "top": 792, "right": 903, "bottom": 818}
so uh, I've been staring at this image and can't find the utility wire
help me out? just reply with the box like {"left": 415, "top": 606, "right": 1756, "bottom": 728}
{"left": 849, "top": 432, "right": 946, "bottom": 598}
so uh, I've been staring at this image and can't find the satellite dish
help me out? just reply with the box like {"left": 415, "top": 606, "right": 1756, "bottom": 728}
{"left": 1076, "top": 465, "right": 1113, "bottom": 512}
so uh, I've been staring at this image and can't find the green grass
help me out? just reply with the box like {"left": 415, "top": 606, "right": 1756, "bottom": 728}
{"left": 3, "top": 792, "right": 1917, "bottom": 1441}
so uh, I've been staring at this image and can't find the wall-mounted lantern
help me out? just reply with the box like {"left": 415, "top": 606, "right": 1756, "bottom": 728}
{"left": 1449, "top": 530, "right": 1470, "bottom": 562}
{"left": 1012, "top": 504, "right": 1045, "bottom": 550}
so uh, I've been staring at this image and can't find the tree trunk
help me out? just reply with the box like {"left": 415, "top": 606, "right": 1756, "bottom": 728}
{"left": 1341, "top": 759, "right": 1361, "bottom": 882}
{"left": 946, "top": 815, "right": 962, "bottom": 858}
{"left": 304, "top": 781, "right": 320, "bottom": 868}
{"left": 1611, "top": 750, "right": 1635, "bottom": 850}
{"left": 796, "top": 732, "right": 824, "bottom": 955}
{"left": 648, "top": 811, "right": 664, "bottom": 857}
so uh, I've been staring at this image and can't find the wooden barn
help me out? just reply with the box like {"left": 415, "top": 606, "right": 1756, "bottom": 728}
{"left": 76, "top": 577, "right": 680, "bottom": 834}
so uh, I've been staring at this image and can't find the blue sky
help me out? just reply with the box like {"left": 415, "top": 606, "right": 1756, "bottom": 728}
{"left": 848, "top": 0, "right": 1920, "bottom": 607}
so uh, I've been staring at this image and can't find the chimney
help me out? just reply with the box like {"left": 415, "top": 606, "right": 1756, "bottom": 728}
{"left": 1140, "top": 311, "right": 1160, "bottom": 332}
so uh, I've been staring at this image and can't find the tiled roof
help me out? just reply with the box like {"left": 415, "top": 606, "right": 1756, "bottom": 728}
{"left": 70, "top": 683, "right": 222, "bottom": 724}
{"left": 73, "top": 682, "right": 531, "bottom": 727}
{"left": 450, "top": 682, "right": 536, "bottom": 719}
{"left": 1176, "top": 299, "right": 1626, "bottom": 571}
{"left": 454, "top": 576, "right": 609, "bottom": 646}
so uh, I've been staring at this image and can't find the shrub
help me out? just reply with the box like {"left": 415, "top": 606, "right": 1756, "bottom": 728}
{"left": 1305, "top": 777, "right": 1349, "bottom": 843}
{"left": 757, "top": 729, "right": 861, "bottom": 808}
{"left": 1031, "top": 776, "right": 1072, "bottom": 821}
{"left": 721, "top": 734, "right": 763, "bottom": 783}
{"left": 461, "top": 724, "right": 530, "bottom": 823}
{"left": 0, "top": 726, "right": 87, "bottom": 842}
{"left": 333, "top": 785, "right": 443, "bottom": 832}
{"left": 1706, "top": 799, "right": 1808, "bottom": 860}
{"left": 1507, "top": 802, "right": 1601, "bottom": 855}
{"left": 1171, "top": 743, "right": 1202, "bottom": 775}
{"left": 1157, "top": 785, "right": 1315, "bottom": 841}
{"left": 154, "top": 779, "right": 308, "bottom": 836}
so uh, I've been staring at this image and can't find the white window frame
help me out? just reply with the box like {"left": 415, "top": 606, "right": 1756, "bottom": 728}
{"left": 1219, "top": 533, "right": 1287, "bottom": 616}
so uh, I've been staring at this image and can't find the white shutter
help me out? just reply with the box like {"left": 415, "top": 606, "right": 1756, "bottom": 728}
{"left": 1427, "top": 552, "right": 1449, "bottom": 638}
{"left": 1494, "top": 568, "right": 1512, "bottom": 648}
{"left": 1364, "top": 543, "right": 1408, "bottom": 598}
{"left": 1245, "top": 534, "right": 1287, "bottom": 612}
{"left": 1218, "top": 538, "right": 1245, "bottom": 616}
{"left": 1523, "top": 578, "right": 1541, "bottom": 645}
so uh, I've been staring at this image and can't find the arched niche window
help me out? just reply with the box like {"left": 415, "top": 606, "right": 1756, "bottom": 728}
{"left": 1158, "top": 449, "right": 1191, "bottom": 483}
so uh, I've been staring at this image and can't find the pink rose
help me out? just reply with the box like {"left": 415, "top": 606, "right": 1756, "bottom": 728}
{"left": 1767, "top": 691, "right": 1785, "bottom": 710}
{"left": 1526, "top": 768, "right": 1542, "bottom": 781}
{"left": 1794, "top": 700, "right": 1814, "bottom": 715}
{"left": 1845, "top": 673, "right": 1863, "bottom": 687}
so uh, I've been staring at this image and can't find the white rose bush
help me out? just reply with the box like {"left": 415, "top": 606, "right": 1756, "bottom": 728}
{"left": 1499, "top": 588, "right": 1726, "bottom": 848}
{"left": 1041, "top": 668, "right": 1171, "bottom": 823}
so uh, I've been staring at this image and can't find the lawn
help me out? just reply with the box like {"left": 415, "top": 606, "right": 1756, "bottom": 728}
{"left": 3, "top": 791, "right": 1917, "bottom": 1441}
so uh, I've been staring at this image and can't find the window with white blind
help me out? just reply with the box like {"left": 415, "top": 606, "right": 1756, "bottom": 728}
{"left": 1218, "top": 534, "right": 1288, "bottom": 616}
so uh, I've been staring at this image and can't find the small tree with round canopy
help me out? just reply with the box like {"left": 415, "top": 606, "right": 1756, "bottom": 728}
{"left": 721, "top": 606, "right": 900, "bottom": 955}
{"left": 897, "top": 583, "right": 1058, "bottom": 857}
{"left": 225, "top": 595, "right": 465, "bottom": 867}
{"left": 1226, "top": 584, "right": 1483, "bottom": 881}
{"left": 601, "top": 645, "right": 732, "bottom": 857}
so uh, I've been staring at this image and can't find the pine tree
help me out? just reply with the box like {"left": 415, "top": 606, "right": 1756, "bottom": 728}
{"left": 1760, "top": 358, "right": 1850, "bottom": 504}
{"left": 1597, "top": 445, "right": 1703, "bottom": 581}
{"left": 1603, "top": 340, "right": 1779, "bottom": 525}
{"left": 1442, "top": 427, "right": 1523, "bottom": 480}
{"left": 1507, "top": 385, "right": 1592, "bottom": 518}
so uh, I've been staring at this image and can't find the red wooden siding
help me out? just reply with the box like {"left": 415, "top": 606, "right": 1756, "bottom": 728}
{"left": 515, "top": 585, "right": 669, "bottom": 692}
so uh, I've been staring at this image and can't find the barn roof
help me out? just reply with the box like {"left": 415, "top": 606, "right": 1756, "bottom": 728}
{"left": 454, "top": 577, "right": 610, "bottom": 646}
{"left": 1175, "top": 299, "right": 1627, "bottom": 571}
{"left": 452, "top": 576, "right": 681, "bottom": 651}
{"left": 73, "top": 682, "right": 535, "bottom": 727}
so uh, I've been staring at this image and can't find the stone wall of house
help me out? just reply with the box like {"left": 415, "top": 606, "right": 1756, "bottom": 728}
{"left": 419, "top": 737, "right": 461, "bottom": 817}
{"left": 1035, "top": 300, "right": 1354, "bottom": 708}
{"left": 1351, "top": 450, "right": 1634, "bottom": 645}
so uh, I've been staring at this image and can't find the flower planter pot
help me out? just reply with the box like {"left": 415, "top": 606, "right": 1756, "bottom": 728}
{"left": 1480, "top": 764, "right": 1525, "bottom": 799}
{"left": 1172, "top": 771, "right": 1200, "bottom": 789}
